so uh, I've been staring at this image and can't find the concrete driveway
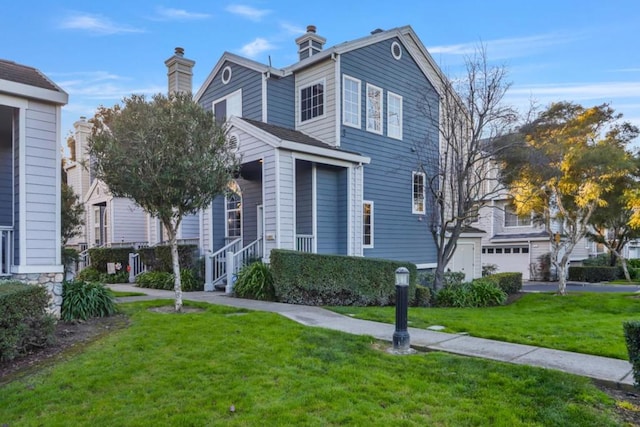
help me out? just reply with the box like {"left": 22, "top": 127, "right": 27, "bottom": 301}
{"left": 523, "top": 281, "right": 640, "bottom": 293}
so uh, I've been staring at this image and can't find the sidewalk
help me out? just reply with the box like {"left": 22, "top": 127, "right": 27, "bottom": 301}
{"left": 109, "top": 284, "right": 635, "bottom": 388}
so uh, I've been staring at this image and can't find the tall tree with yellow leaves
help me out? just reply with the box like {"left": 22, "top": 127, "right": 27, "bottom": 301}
{"left": 497, "top": 102, "right": 638, "bottom": 294}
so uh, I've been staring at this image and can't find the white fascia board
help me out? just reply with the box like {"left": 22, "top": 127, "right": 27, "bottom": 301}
{"left": 0, "top": 79, "right": 68, "bottom": 105}
{"left": 195, "top": 52, "right": 272, "bottom": 102}
{"left": 280, "top": 140, "right": 370, "bottom": 165}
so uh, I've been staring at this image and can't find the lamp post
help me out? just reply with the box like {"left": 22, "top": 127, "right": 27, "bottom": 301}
{"left": 392, "top": 267, "right": 413, "bottom": 354}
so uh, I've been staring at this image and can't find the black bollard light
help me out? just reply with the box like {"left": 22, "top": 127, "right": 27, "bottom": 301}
{"left": 392, "top": 267, "right": 411, "bottom": 353}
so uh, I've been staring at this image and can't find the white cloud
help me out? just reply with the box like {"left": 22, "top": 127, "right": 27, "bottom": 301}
{"left": 154, "top": 7, "right": 211, "bottom": 21}
{"left": 239, "top": 38, "right": 275, "bottom": 58}
{"left": 225, "top": 4, "right": 270, "bottom": 22}
{"left": 58, "top": 12, "right": 143, "bottom": 35}
{"left": 54, "top": 70, "right": 164, "bottom": 100}
{"left": 429, "top": 32, "right": 581, "bottom": 60}
{"left": 280, "top": 22, "right": 306, "bottom": 35}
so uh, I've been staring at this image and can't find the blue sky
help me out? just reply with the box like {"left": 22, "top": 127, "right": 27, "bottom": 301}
{"left": 3, "top": 1, "right": 639, "bottom": 146}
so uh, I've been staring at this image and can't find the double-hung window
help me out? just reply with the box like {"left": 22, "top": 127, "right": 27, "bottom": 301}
{"left": 387, "top": 92, "right": 402, "bottom": 139}
{"left": 363, "top": 201, "right": 373, "bottom": 248}
{"left": 504, "top": 203, "right": 532, "bottom": 227}
{"left": 300, "top": 81, "right": 324, "bottom": 122}
{"left": 213, "top": 89, "right": 242, "bottom": 125}
{"left": 366, "top": 83, "right": 383, "bottom": 134}
{"left": 412, "top": 172, "right": 426, "bottom": 214}
{"left": 343, "top": 75, "right": 361, "bottom": 128}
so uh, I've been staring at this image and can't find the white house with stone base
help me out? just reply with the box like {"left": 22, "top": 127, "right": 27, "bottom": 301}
{"left": 0, "top": 59, "right": 68, "bottom": 317}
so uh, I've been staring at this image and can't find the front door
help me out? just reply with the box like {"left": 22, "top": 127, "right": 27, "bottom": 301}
{"left": 456, "top": 243, "right": 475, "bottom": 282}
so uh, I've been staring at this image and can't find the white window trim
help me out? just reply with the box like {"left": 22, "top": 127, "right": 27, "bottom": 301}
{"left": 412, "top": 171, "right": 426, "bottom": 215}
{"left": 299, "top": 78, "right": 326, "bottom": 124}
{"left": 363, "top": 200, "right": 374, "bottom": 249}
{"left": 366, "top": 83, "right": 383, "bottom": 135}
{"left": 342, "top": 75, "right": 361, "bottom": 129}
{"left": 221, "top": 65, "right": 232, "bottom": 85}
{"left": 391, "top": 41, "right": 402, "bottom": 60}
{"left": 212, "top": 88, "right": 243, "bottom": 122}
{"left": 504, "top": 204, "right": 533, "bottom": 228}
{"left": 387, "top": 91, "right": 403, "bottom": 140}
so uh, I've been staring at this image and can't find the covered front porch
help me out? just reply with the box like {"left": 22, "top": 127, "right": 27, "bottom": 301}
{"left": 203, "top": 117, "right": 369, "bottom": 291}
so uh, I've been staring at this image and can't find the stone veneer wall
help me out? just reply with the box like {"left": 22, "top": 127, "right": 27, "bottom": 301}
{"left": 11, "top": 272, "right": 64, "bottom": 318}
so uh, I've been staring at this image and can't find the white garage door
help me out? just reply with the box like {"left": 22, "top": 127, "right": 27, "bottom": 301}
{"left": 482, "top": 246, "right": 530, "bottom": 279}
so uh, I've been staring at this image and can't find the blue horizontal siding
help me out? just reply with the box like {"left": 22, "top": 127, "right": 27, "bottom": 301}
{"left": 267, "top": 75, "right": 295, "bottom": 128}
{"left": 340, "top": 37, "right": 439, "bottom": 265}
{"left": 316, "top": 165, "right": 347, "bottom": 255}
{"left": 295, "top": 160, "right": 312, "bottom": 235}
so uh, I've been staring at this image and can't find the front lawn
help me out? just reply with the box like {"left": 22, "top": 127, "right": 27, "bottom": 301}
{"left": 331, "top": 292, "right": 640, "bottom": 360}
{"left": 0, "top": 300, "right": 621, "bottom": 426}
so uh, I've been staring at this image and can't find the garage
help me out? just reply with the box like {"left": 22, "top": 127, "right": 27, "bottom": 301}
{"left": 482, "top": 245, "right": 531, "bottom": 279}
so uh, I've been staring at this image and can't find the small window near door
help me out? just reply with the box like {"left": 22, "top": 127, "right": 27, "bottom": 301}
{"left": 363, "top": 201, "right": 373, "bottom": 248}
{"left": 225, "top": 182, "right": 242, "bottom": 240}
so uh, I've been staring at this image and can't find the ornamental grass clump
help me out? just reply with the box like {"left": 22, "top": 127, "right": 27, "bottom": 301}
{"left": 234, "top": 262, "right": 275, "bottom": 301}
{"left": 61, "top": 280, "right": 117, "bottom": 321}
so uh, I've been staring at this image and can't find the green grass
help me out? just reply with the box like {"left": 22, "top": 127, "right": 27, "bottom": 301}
{"left": 605, "top": 280, "right": 640, "bottom": 285}
{"left": 0, "top": 300, "right": 621, "bottom": 426}
{"left": 110, "top": 290, "right": 147, "bottom": 297}
{"left": 331, "top": 292, "right": 640, "bottom": 360}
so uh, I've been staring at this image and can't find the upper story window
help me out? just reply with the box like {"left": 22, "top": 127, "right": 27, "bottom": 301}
{"left": 412, "top": 171, "right": 426, "bottom": 214}
{"left": 504, "top": 203, "right": 532, "bottom": 227}
{"left": 213, "top": 89, "right": 242, "bottom": 126}
{"left": 300, "top": 81, "right": 324, "bottom": 122}
{"left": 387, "top": 92, "right": 402, "bottom": 140}
{"left": 343, "top": 75, "right": 361, "bottom": 128}
{"left": 366, "top": 84, "right": 383, "bottom": 134}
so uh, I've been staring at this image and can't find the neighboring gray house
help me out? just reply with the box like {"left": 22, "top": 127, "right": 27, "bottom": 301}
{"left": 0, "top": 59, "right": 68, "bottom": 316}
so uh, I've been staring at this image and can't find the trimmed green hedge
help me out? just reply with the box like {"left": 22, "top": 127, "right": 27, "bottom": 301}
{"left": 138, "top": 245, "right": 198, "bottom": 273}
{"left": 88, "top": 247, "right": 133, "bottom": 273}
{"left": 623, "top": 321, "right": 640, "bottom": 388}
{"left": 0, "top": 281, "right": 55, "bottom": 362}
{"left": 568, "top": 266, "right": 619, "bottom": 282}
{"left": 270, "top": 250, "right": 416, "bottom": 306}
{"left": 135, "top": 269, "right": 202, "bottom": 292}
{"left": 483, "top": 272, "right": 522, "bottom": 295}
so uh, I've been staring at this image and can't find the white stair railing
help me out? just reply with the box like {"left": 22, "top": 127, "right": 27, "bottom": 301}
{"left": 77, "top": 249, "right": 91, "bottom": 272}
{"left": 1, "top": 226, "right": 12, "bottom": 277}
{"left": 204, "top": 238, "right": 242, "bottom": 291}
{"left": 296, "top": 234, "right": 314, "bottom": 253}
{"left": 128, "top": 252, "right": 148, "bottom": 283}
{"left": 226, "top": 238, "right": 263, "bottom": 294}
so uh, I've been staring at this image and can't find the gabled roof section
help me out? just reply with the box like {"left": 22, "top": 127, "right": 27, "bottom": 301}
{"left": 230, "top": 117, "right": 370, "bottom": 164}
{"left": 0, "top": 59, "right": 68, "bottom": 104}
{"left": 194, "top": 52, "right": 284, "bottom": 102}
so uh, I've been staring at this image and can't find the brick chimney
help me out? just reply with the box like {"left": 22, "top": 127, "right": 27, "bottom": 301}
{"left": 164, "top": 47, "right": 195, "bottom": 95}
{"left": 295, "top": 25, "right": 326, "bottom": 61}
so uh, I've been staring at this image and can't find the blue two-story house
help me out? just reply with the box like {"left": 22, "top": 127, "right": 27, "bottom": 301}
{"left": 194, "top": 25, "right": 449, "bottom": 290}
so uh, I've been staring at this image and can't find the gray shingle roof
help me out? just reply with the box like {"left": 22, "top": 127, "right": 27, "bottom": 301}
{"left": 241, "top": 118, "right": 362, "bottom": 156}
{"left": 0, "top": 59, "right": 60, "bottom": 91}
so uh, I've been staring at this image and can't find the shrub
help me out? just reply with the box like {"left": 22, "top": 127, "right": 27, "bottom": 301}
{"left": 137, "top": 245, "right": 198, "bottom": 273}
{"left": 628, "top": 259, "right": 640, "bottom": 269}
{"left": 482, "top": 264, "right": 498, "bottom": 277}
{"left": 533, "top": 253, "right": 552, "bottom": 281}
{"left": 413, "top": 285, "right": 431, "bottom": 307}
{"left": 234, "top": 262, "right": 275, "bottom": 301}
{"left": 88, "top": 247, "right": 133, "bottom": 273}
{"left": 135, "top": 271, "right": 174, "bottom": 290}
{"left": 623, "top": 321, "right": 640, "bottom": 388}
{"left": 0, "top": 281, "right": 55, "bottom": 362}
{"left": 568, "top": 266, "right": 618, "bottom": 282}
{"left": 582, "top": 253, "right": 613, "bottom": 266}
{"left": 483, "top": 272, "right": 522, "bottom": 295}
{"left": 435, "top": 280, "right": 507, "bottom": 308}
{"left": 270, "top": 250, "right": 416, "bottom": 306}
{"left": 76, "top": 266, "right": 102, "bottom": 282}
{"left": 61, "top": 280, "right": 117, "bottom": 321}
{"left": 99, "top": 270, "right": 130, "bottom": 284}
{"left": 419, "top": 271, "right": 465, "bottom": 289}
{"left": 180, "top": 268, "right": 203, "bottom": 292}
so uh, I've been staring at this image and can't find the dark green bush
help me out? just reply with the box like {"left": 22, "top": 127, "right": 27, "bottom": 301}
{"left": 61, "top": 280, "right": 117, "bottom": 321}
{"left": 180, "top": 269, "right": 203, "bottom": 292}
{"left": 137, "top": 245, "right": 198, "bottom": 273}
{"left": 568, "top": 266, "right": 618, "bottom": 282}
{"left": 135, "top": 271, "right": 174, "bottom": 290}
{"left": 435, "top": 280, "right": 507, "bottom": 308}
{"left": 419, "top": 271, "right": 465, "bottom": 289}
{"left": 0, "top": 281, "right": 55, "bottom": 362}
{"left": 483, "top": 272, "right": 522, "bottom": 295}
{"left": 582, "top": 253, "right": 612, "bottom": 266}
{"left": 413, "top": 285, "right": 431, "bottom": 307}
{"left": 234, "top": 262, "right": 275, "bottom": 301}
{"left": 76, "top": 266, "right": 101, "bottom": 282}
{"left": 270, "top": 250, "right": 416, "bottom": 306}
{"left": 628, "top": 259, "right": 640, "bottom": 269}
{"left": 623, "top": 321, "right": 640, "bottom": 388}
{"left": 88, "top": 247, "right": 133, "bottom": 273}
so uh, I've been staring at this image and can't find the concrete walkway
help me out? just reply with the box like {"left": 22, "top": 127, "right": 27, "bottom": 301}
{"left": 108, "top": 284, "right": 635, "bottom": 388}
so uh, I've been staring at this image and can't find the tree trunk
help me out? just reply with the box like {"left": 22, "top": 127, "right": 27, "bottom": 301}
{"left": 165, "top": 220, "right": 183, "bottom": 313}
{"left": 556, "top": 262, "right": 568, "bottom": 295}
{"left": 433, "top": 262, "right": 446, "bottom": 291}
{"left": 620, "top": 256, "right": 631, "bottom": 282}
